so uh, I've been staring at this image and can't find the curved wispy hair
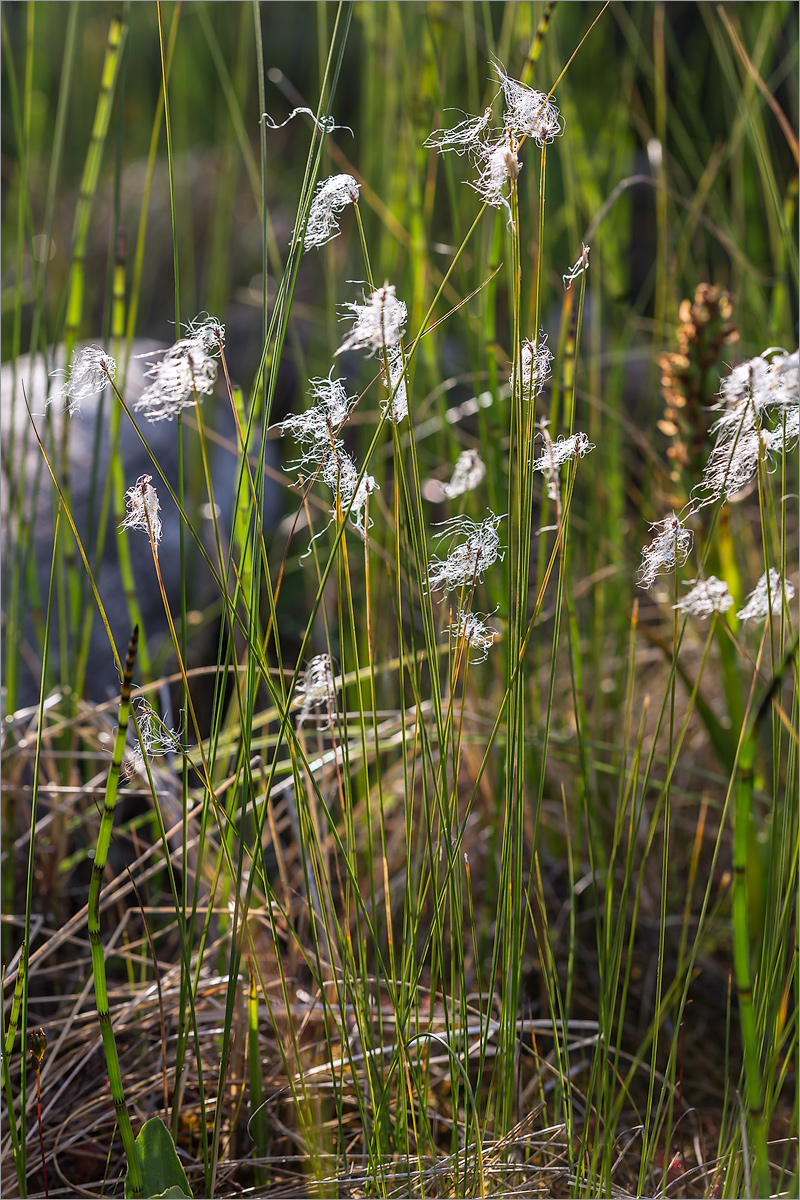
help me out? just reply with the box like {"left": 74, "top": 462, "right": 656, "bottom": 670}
{"left": 381, "top": 346, "right": 408, "bottom": 424}
{"left": 184, "top": 313, "right": 225, "bottom": 353}
{"left": 492, "top": 62, "right": 563, "bottom": 146}
{"left": 469, "top": 135, "right": 520, "bottom": 222}
{"left": 533, "top": 426, "right": 595, "bottom": 501}
{"left": 261, "top": 106, "right": 353, "bottom": 136}
{"left": 737, "top": 569, "right": 795, "bottom": 623}
{"left": 336, "top": 284, "right": 407, "bottom": 358}
{"left": 424, "top": 106, "right": 495, "bottom": 155}
{"left": 278, "top": 373, "right": 357, "bottom": 476}
{"left": 693, "top": 348, "right": 799, "bottom": 508}
{"left": 301, "top": 173, "right": 360, "bottom": 251}
{"left": 120, "top": 475, "right": 162, "bottom": 551}
{"left": 133, "top": 317, "right": 223, "bottom": 422}
{"left": 427, "top": 512, "right": 504, "bottom": 594}
{"left": 124, "top": 698, "right": 183, "bottom": 780}
{"left": 441, "top": 449, "right": 486, "bottom": 500}
{"left": 450, "top": 607, "right": 498, "bottom": 664}
{"left": 674, "top": 576, "right": 734, "bottom": 619}
{"left": 563, "top": 244, "right": 590, "bottom": 289}
{"left": 513, "top": 333, "right": 552, "bottom": 399}
{"left": 296, "top": 654, "right": 339, "bottom": 728}
{"left": 322, "top": 448, "right": 379, "bottom": 535}
{"left": 48, "top": 345, "right": 116, "bottom": 415}
{"left": 637, "top": 513, "right": 693, "bottom": 590}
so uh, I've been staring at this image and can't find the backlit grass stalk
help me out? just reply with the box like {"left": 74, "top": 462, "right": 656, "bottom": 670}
{"left": 76, "top": 235, "right": 152, "bottom": 696}
{"left": 87, "top": 625, "right": 143, "bottom": 1200}
{"left": 62, "top": 12, "right": 125, "bottom": 354}
{"left": 2, "top": 0, "right": 35, "bottom": 717}
{"left": 732, "top": 642, "right": 798, "bottom": 1199}
{"left": 11, "top": 503, "right": 63, "bottom": 1198}
{"left": 55, "top": 16, "right": 126, "bottom": 679}
{"left": 1, "top": 954, "right": 25, "bottom": 1195}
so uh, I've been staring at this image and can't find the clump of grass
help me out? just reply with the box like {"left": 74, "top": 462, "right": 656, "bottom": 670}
{"left": 2, "top": 4, "right": 797, "bottom": 1199}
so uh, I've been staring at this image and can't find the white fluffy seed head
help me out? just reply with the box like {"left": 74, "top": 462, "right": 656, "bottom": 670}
{"left": 427, "top": 512, "right": 504, "bottom": 594}
{"left": 48, "top": 345, "right": 116, "bottom": 415}
{"left": 322, "top": 448, "right": 378, "bottom": 534}
{"left": 120, "top": 474, "right": 162, "bottom": 550}
{"left": 637, "top": 514, "right": 693, "bottom": 590}
{"left": 185, "top": 313, "right": 225, "bottom": 354}
{"left": 493, "top": 65, "right": 563, "bottom": 146}
{"left": 533, "top": 424, "right": 594, "bottom": 502}
{"left": 133, "top": 319, "right": 222, "bottom": 422}
{"left": 441, "top": 449, "right": 486, "bottom": 500}
{"left": 699, "top": 425, "right": 763, "bottom": 504}
{"left": 534, "top": 429, "right": 595, "bottom": 473}
{"left": 713, "top": 350, "right": 798, "bottom": 430}
{"left": 674, "top": 576, "right": 734, "bottom": 619}
{"left": 514, "top": 334, "right": 552, "bottom": 398}
{"left": 381, "top": 345, "right": 408, "bottom": 424}
{"left": 450, "top": 607, "right": 497, "bottom": 663}
{"left": 279, "top": 373, "right": 356, "bottom": 476}
{"left": 696, "top": 348, "right": 799, "bottom": 508}
{"left": 302, "top": 173, "right": 360, "bottom": 251}
{"left": 737, "top": 569, "right": 795, "bottom": 623}
{"left": 296, "top": 654, "right": 338, "bottom": 727}
{"left": 469, "top": 135, "right": 521, "bottom": 220}
{"left": 123, "top": 698, "right": 183, "bottom": 779}
{"left": 336, "top": 284, "right": 407, "bottom": 358}
{"left": 767, "top": 349, "right": 799, "bottom": 411}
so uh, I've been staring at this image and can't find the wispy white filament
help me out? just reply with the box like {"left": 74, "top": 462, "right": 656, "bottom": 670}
{"left": 533, "top": 427, "right": 595, "bottom": 501}
{"left": 120, "top": 474, "right": 162, "bottom": 551}
{"left": 469, "top": 136, "right": 521, "bottom": 221}
{"left": 514, "top": 334, "right": 552, "bottom": 398}
{"left": 450, "top": 607, "right": 497, "bottom": 663}
{"left": 493, "top": 64, "right": 563, "bottom": 146}
{"left": 382, "top": 345, "right": 408, "bottom": 423}
{"left": 124, "top": 698, "right": 183, "bottom": 779}
{"left": 424, "top": 107, "right": 494, "bottom": 155}
{"left": 428, "top": 512, "right": 504, "bottom": 594}
{"left": 134, "top": 317, "right": 223, "bottom": 422}
{"left": 737, "top": 569, "right": 794, "bottom": 623}
{"left": 637, "top": 514, "right": 693, "bottom": 589}
{"left": 296, "top": 654, "right": 338, "bottom": 727}
{"left": 563, "top": 244, "right": 590, "bottom": 289}
{"left": 278, "top": 373, "right": 357, "bottom": 476}
{"left": 261, "top": 107, "right": 353, "bottom": 136}
{"left": 336, "top": 284, "right": 407, "bottom": 358}
{"left": 674, "top": 576, "right": 734, "bottom": 619}
{"left": 49, "top": 345, "right": 116, "bottom": 415}
{"left": 302, "top": 173, "right": 360, "bottom": 250}
{"left": 322, "top": 449, "right": 379, "bottom": 534}
{"left": 441, "top": 449, "right": 486, "bottom": 499}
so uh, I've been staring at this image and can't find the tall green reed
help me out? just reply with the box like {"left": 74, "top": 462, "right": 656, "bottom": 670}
{"left": 2, "top": 4, "right": 797, "bottom": 1197}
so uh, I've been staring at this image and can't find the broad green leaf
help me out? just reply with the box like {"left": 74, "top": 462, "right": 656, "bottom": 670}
{"left": 124, "top": 1117, "right": 192, "bottom": 1200}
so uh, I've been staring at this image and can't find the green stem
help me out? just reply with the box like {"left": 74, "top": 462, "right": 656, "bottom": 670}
{"left": 732, "top": 639, "right": 798, "bottom": 1199}
{"left": 87, "top": 627, "right": 143, "bottom": 1198}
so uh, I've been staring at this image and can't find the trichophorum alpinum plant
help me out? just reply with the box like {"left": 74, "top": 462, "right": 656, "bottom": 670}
{"left": 1, "top": 4, "right": 797, "bottom": 1199}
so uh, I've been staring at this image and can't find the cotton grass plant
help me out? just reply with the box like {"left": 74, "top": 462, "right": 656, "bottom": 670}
{"left": 1, "top": 4, "right": 797, "bottom": 1199}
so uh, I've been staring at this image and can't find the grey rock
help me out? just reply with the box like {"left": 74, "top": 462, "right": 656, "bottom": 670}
{"left": 2, "top": 341, "right": 282, "bottom": 710}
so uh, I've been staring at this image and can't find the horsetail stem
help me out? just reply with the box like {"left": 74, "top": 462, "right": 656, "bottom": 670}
{"left": 87, "top": 625, "right": 143, "bottom": 1200}
{"left": 63, "top": 13, "right": 126, "bottom": 353}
